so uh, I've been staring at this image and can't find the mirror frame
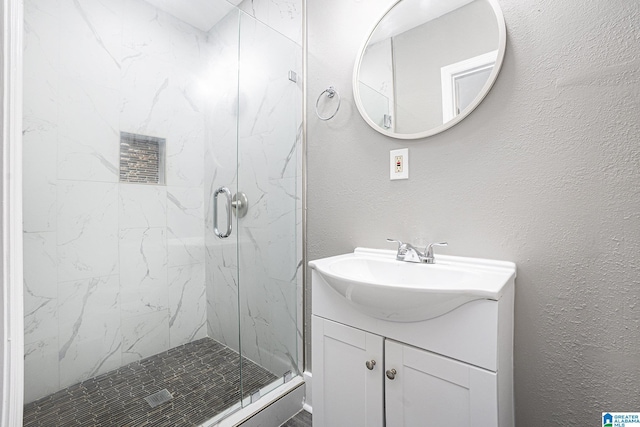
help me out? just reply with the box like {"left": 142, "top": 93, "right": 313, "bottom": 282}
{"left": 352, "top": 0, "right": 507, "bottom": 140}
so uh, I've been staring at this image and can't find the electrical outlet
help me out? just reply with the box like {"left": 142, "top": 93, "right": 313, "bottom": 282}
{"left": 395, "top": 156, "right": 403, "bottom": 173}
{"left": 390, "top": 148, "right": 408, "bottom": 180}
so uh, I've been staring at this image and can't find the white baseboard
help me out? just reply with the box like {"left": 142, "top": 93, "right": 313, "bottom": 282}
{"left": 303, "top": 371, "right": 312, "bottom": 412}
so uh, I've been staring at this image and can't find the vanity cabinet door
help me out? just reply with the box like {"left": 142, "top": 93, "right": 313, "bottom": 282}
{"left": 385, "top": 339, "right": 498, "bottom": 427}
{"left": 312, "top": 316, "right": 384, "bottom": 427}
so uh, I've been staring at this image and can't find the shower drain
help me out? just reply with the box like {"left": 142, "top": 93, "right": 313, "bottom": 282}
{"left": 144, "top": 389, "right": 173, "bottom": 408}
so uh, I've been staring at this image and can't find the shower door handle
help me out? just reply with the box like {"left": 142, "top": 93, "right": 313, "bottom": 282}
{"left": 213, "top": 187, "right": 232, "bottom": 239}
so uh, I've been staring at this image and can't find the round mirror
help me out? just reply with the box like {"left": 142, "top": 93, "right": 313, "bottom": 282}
{"left": 353, "top": 0, "right": 506, "bottom": 139}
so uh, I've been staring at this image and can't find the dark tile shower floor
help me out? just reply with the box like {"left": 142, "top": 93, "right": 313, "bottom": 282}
{"left": 23, "top": 338, "right": 278, "bottom": 427}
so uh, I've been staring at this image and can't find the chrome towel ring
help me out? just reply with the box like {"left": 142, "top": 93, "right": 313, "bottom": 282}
{"left": 315, "top": 86, "right": 341, "bottom": 121}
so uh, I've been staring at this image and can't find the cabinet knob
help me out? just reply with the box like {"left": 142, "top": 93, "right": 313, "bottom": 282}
{"left": 386, "top": 368, "right": 397, "bottom": 380}
{"left": 365, "top": 360, "right": 376, "bottom": 370}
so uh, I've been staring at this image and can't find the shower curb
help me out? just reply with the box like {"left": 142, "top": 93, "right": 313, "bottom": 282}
{"left": 202, "top": 377, "right": 305, "bottom": 427}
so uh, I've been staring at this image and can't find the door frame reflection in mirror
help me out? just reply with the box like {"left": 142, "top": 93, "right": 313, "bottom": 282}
{"left": 441, "top": 50, "right": 498, "bottom": 123}
{"left": 352, "top": 0, "right": 507, "bottom": 140}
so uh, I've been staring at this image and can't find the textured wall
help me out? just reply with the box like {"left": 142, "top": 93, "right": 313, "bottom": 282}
{"left": 306, "top": 0, "right": 640, "bottom": 425}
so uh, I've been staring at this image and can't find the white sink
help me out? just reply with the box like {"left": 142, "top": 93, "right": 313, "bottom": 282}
{"left": 309, "top": 248, "right": 516, "bottom": 322}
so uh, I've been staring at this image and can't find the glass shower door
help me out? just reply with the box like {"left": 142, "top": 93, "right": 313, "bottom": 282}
{"left": 202, "top": 6, "right": 245, "bottom": 423}
{"left": 203, "top": 3, "right": 303, "bottom": 419}
{"left": 236, "top": 11, "right": 302, "bottom": 404}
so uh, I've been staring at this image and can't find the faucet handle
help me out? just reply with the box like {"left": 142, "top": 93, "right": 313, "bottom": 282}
{"left": 386, "top": 238, "right": 404, "bottom": 248}
{"left": 424, "top": 242, "right": 448, "bottom": 257}
{"left": 387, "top": 238, "right": 409, "bottom": 252}
{"left": 387, "top": 238, "right": 407, "bottom": 260}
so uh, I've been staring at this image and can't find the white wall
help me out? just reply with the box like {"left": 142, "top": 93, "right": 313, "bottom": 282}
{"left": 307, "top": 0, "right": 640, "bottom": 425}
{"left": 1, "top": 0, "right": 24, "bottom": 423}
{"left": 0, "top": 0, "right": 5, "bottom": 413}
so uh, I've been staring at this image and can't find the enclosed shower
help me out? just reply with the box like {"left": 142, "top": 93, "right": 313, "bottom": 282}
{"left": 21, "top": 0, "right": 302, "bottom": 425}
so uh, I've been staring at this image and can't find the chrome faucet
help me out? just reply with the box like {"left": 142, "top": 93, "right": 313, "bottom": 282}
{"left": 387, "top": 239, "right": 448, "bottom": 264}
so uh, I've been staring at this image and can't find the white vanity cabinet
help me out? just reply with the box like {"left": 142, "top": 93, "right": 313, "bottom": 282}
{"left": 312, "top": 316, "right": 499, "bottom": 426}
{"left": 312, "top": 317, "right": 384, "bottom": 427}
{"left": 310, "top": 248, "right": 516, "bottom": 427}
{"left": 384, "top": 339, "right": 498, "bottom": 426}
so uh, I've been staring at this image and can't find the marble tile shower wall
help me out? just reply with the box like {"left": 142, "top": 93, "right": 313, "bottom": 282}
{"left": 23, "top": 0, "right": 209, "bottom": 403}
{"left": 204, "top": 7, "right": 303, "bottom": 377}
{"left": 203, "top": 10, "right": 241, "bottom": 354}
{"left": 236, "top": 0, "right": 303, "bottom": 46}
